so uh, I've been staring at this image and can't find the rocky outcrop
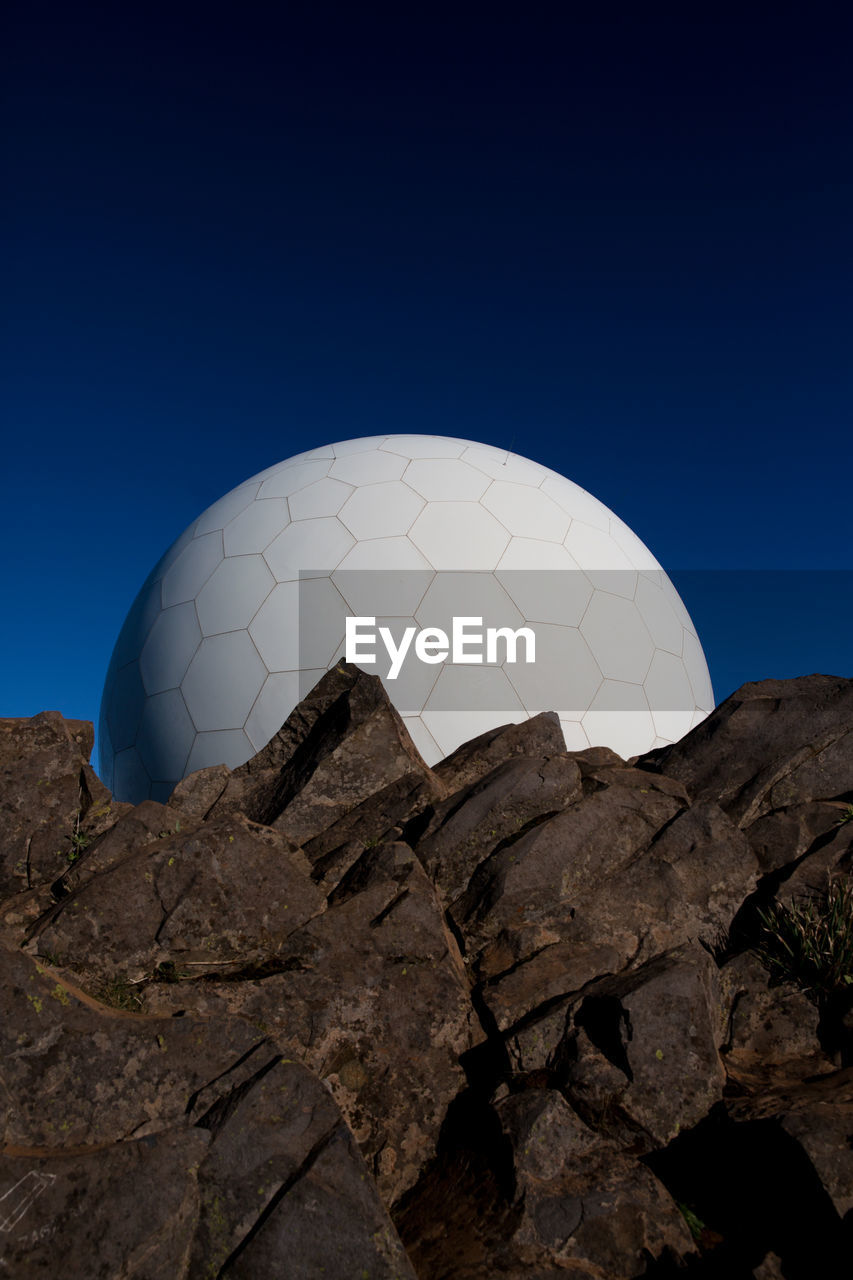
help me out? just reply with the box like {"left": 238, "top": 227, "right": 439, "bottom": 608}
{"left": 1, "top": 668, "right": 851, "bottom": 1277}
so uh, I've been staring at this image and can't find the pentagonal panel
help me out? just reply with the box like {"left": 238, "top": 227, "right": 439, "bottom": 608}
{"left": 403, "top": 458, "right": 489, "bottom": 501}
{"left": 460, "top": 445, "right": 548, "bottom": 486}
{"left": 409, "top": 503, "right": 509, "bottom": 570}
{"left": 338, "top": 481, "right": 425, "bottom": 539}
{"left": 644, "top": 650, "right": 696, "bottom": 742}
{"left": 580, "top": 593, "right": 654, "bottom": 683}
{"left": 505, "top": 624, "right": 602, "bottom": 716}
{"left": 194, "top": 483, "right": 260, "bottom": 536}
{"left": 329, "top": 451, "right": 406, "bottom": 485}
{"left": 583, "top": 682, "right": 655, "bottom": 760}
{"left": 196, "top": 555, "right": 274, "bottom": 636}
{"left": 481, "top": 481, "right": 570, "bottom": 543}
{"left": 382, "top": 436, "right": 467, "bottom": 459}
{"left": 182, "top": 632, "right": 267, "bottom": 731}
{"left": 137, "top": 689, "right": 195, "bottom": 780}
{"left": 636, "top": 575, "right": 683, "bottom": 655}
{"left": 113, "top": 747, "right": 150, "bottom": 802}
{"left": 288, "top": 478, "right": 354, "bottom": 520}
{"left": 423, "top": 665, "right": 526, "bottom": 756}
{"left": 107, "top": 661, "right": 146, "bottom": 751}
{"left": 258, "top": 460, "right": 331, "bottom": 498}
{"left": 264, "top": 518, "right": 355, "bottom": 581}
{"left": 185, "top": 729, "right": 255, "bottom": 774}
{"left": 541, "top": 475, "right": 612, "bottom": 532}
{"left": 244, "top": 669, "right": 325, "bottom": 752}
{"left": 161, "top": 532, "right": 223, "bottom": 607}
{"left": 224, "top": 498, "right": 290, "bottom": 555}
{"left": 140, "top": 603, "right": 201, "bottom": 695}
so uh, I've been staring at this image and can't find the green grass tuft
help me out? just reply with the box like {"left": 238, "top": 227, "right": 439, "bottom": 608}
{"left": 756, "top": 875, "right": 853, "bottom": 999}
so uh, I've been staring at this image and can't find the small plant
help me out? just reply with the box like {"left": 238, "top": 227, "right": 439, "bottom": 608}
{"left": 835, "top": 804, "right": 853, "bottom": 826}
{"left": 97, "top": 976, "right": 143, "bottom": 1012}
{"left": 65, "top": 811, "right": 91, "bottom": 864}
{"left": 756, "top": 875, "right": 853, "bottom": 999}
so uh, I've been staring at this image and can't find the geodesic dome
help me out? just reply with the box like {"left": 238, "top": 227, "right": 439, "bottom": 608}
{"left": 99, "top": 435, "right": 713, "bottom": 802}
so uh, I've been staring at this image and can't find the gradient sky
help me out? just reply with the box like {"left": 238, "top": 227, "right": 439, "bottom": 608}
{"left": 2, "top": 3, "right": 851, "bottom": 767}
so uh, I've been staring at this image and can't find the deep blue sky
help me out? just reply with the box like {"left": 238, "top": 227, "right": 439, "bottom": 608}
{"left": 2, "top": 3, "right": 851, "bottom": 759}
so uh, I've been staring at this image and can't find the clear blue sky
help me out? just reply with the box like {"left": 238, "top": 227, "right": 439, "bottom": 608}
{"left": 2, "top": 3, "right": 851, "bottom": 763}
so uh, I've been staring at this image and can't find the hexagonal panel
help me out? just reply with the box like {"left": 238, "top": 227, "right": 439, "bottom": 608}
{"left": 460, "top": 445, "right": 548, "bottom": 486}
{"left": 541, "top": 475, "right": 612, "bottom": 532}
{"left": 635, "top": 575, "right": 683, "bottom": 655}
{"left": 161, "top": 532, "right": 223, "bottom": 608}
{"left": 482, "top": 481, "right": 570, "bottom": 542}
{"left": 330, "top": 435, "right": 389, "bottom": 456}
{"left": 580, "top": 593, "right": 654, "bottom": 683}
{"left": 496, "top": 554, "right": 593, "bottom": 627}
{"left": 409, "top": 502, "right": 510, "bottom": 570}
{"left": 264, "top": 517, "right": 355, "bottom": 582}
{"left": 423, "top": 665, "right": 527, "bottom": 756}
{"left": 182, "top": 632, "right": 267, "bottom": 731}
{"left": 415, "top": 574, "right": 524, "bottom": 663}
{"left": 107, "top": 661, "right": 146, "bottom": 751}
{"left": 110, "top": 580, "right": 163, "bottom": 669}
{"left": 560, "top": 719, "right": 590, "bottom": 751}
{"left": 258, "top": 459, "right": 331, "bottom": 499}
{"left": 288, "top": 478, "right": 354, "bottom": 520}
{"left": 244, "top": 669, "right": 325, "bottom": 752}
{"left": 113, "top": 747, "right": 150, "bottom": 802}
{"left": 682, "top": 629, "right": 714, "bottom": 711}
{"left": 644, "top": 650, "right": 696, "bottom": 742}
{"left": 609, "top": 516, "right": 662, "bottom": 571}
{"left": 334, "top": 541, "right": 433, "bottom": 616}
{"left": 194, "top": 483, "right": 260, "bottom": 536}
{"left": 224, "top": 498, "right": 290, "bottom": 555}
{"left": 185, "top": 728, "right": 255, "bottom": 775}
{"left": 140, "top": 603, "right": 201, "bottom": 695}
{"left": 381, "top": 436, "right": 467, "bottom": 459}
{"left": 249, "top": 444, "right": 334, "bottom": 484}
{"left": 250, "top": 577, "right": 348, "bottom": 673}
{"left": 402, "top": 715, "right": 442, "bottom": 764}
{"left": 137, "top": 689, "right": 195, "bottom": 780}
{"left": 196, "top": 555, "right": 274, "bottom": 636}
{"left": 583, "top": 682, "right": 655, "bottom": 760}
{"left": 505, "top": 624, "right": 602, "bottom": 716}
{"left": 338, "top": 481, "right": 425, "bottom": 540}
{"left": 367, "top": 616, "right": 443, "bottom": 715}
{"left": 249, "top": 582, "right": 300, "bottom": 671}
{"left": 403, "top": 458, "right": 489, "bottom": 501}
{"left": 329, "top": 450, "right": 407, "bottom": 486}
{"left": 563, "top": 523, "right": 636, "bottom": 598}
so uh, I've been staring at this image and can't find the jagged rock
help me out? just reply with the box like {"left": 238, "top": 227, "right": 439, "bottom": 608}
{"left": 206, "top": 664, "right": 442, "bottom": 845}
{"left": 431, "top": 710, "right": 568, "bottom": 791}
{"left": 0, "top": 711, "right": 120, "bottom": 899}
{"left": 2, "top": 670, "right": 852, "bottom": 1277}
{"left": 637, "top": 675, "right": 853, "bottom": 827}
{"left": 140, "top": 842, "right": 481, "bottom": 1206}
{"left": 560, "top": 944, "right": 726, "bottom": 1150}
{"left": 30, "top": 812, "right": 326, "bottom": 984}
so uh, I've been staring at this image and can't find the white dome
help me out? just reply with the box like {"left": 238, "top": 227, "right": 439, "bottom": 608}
{"left": 99, "top": 436, "right": 714, "bottom": 801}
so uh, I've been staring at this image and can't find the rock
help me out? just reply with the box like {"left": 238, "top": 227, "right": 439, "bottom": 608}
{"left": 1, "top": 668, "right": 852, "bottom": 1276}
{"left": 637, "top": 675, "right": 853, "bottom": 826}
{"left": 559, "top": 945, "right": 726, "bottom": 1150}
{"left": 0, "top": 712, "right": 119, "bottom": 899}
{"left": 432, "top": 710, "right": 567, "bottom": 790}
